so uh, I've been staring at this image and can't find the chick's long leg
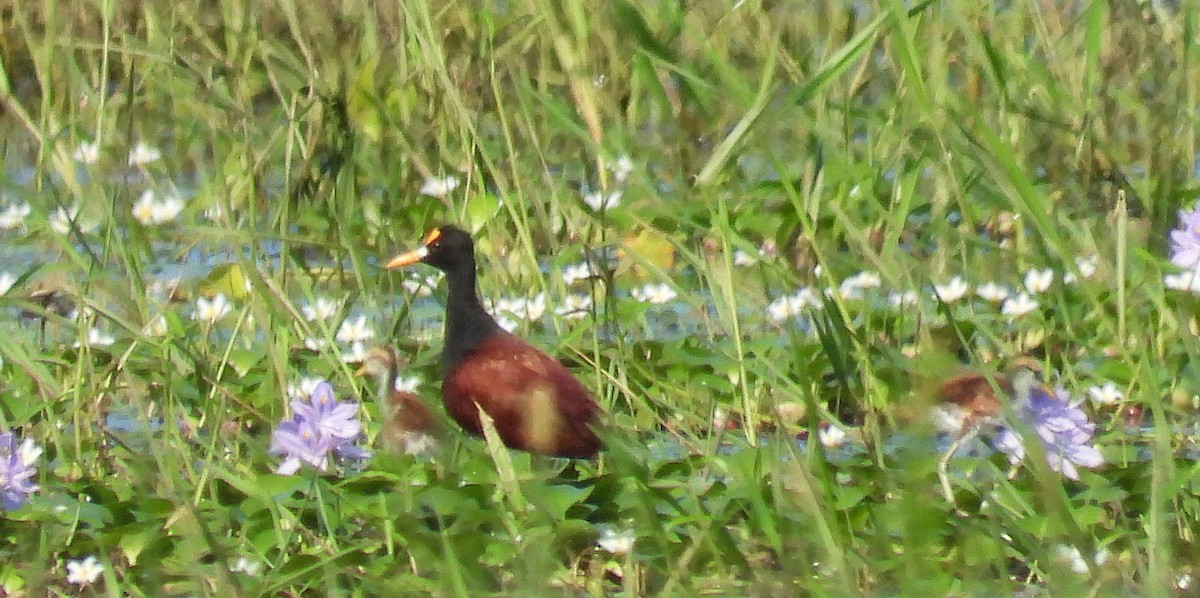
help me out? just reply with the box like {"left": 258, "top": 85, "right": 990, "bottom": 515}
{"left": 938, "top": 425, "right": 981, "bottom": 506}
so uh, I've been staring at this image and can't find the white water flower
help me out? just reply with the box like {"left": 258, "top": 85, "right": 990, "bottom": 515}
{"left": 287, "top": 377, "right": 326, "bottom": 401}
{"left": 49, "top": 205, "right": 96, "bottom": 234}
{"left": 496, "top": 315, "right": 518, "bottom": 333}
{"left": 819, "top": 424, "right": 847, "bottom": 448}
{"left": 335, "top": 315, "right": 375, "bottom": 344}
{"left": 420, "top": 175, "right": 460, "bottom": 197}
{"left": 596, "top": 526, "right": 635, "bottom": 556}
{"left": 303, "top": 337, "right": 328, "bottom": 351}
{"left": 300, "top": 297, "right": 341, "bottom": 322}
{"left": 583, "top": 189, "right": 622, "bottom": 211}
{"left": 975, "top": 282, "right": 1010, "bottom": 303}
{"left": 555, "top": 293, "right": 593, "bottom": 320}
{"left": 1054, "top": 545, "right": 1090, "bottom": 575}
{"left": 888, "top": 290, "right": 919, "bottom": 308}
{"left": 1087, "top": 382, "right": 1124, "bottom": 405}
{"left": 933, "top": 276, "right": 970, "bottom": 303}
{"left": 341, "top": 341, "right": 370, "bottom": 363}
{"left": 143, "top": 314, "right": 168, "bottom": 337}
{"left": 194, "top": 294, "right": 232, "bottom": 323}
{"left": 1023, "top": 268, "right": 1054, "bottom": 294}
{"left": 1164, "top": 272, "right": 1200, "bottom": 293}
{"left": 561, "top": 263, "right": 596, "bottom": 286}
{"left": 1062, "top": 256, "right": 1097, "bottom": 284}
{"left": 230, "top": 557, "right": 262, "bottom": 577}
{"left": 65, "top": 556, "right": 104, "bottom": 585}
{"left": 0, "top": 272, "right": 15, "bottom": 296}
{"left": 732, "top": 250, "right": 758, "bottom": 267}
{"left": 1001, "top": 293, "right": 1039, "bottom": 319}
{"left": 394, "top": 375, "right": 421, "bottom": 393}
{"left": 402, "top": 273, "right": 442, "bottom": 297}
{"left": 631, "top": 282, "right": 677, "bottom": 304}
{"left": 127, "top": 142, "right": 162, "bottom": 166}
{"left": 132, "top": 190, "right": 185, "bottom": 225}
{"left": 73, "top": 141, "right": 99, "bottom": 164}
{"left": 75, "top": 327, "right": 115, "bottom": 348}
{"left": 837, "top": 271, "right": 882, "bottom": 299}
{"left": 611, "top": 155, "right": 634, "bottom": 183}
{"left": 0, "top": 201, "right": 31, "bottom": 230}
{"left": 767, "top": 288, "right": 818, "bottom": 323}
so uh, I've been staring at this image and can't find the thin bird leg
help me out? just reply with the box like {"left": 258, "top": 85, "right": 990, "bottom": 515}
{"left": 938, "top": 426, "right": 981, "bottom": 506}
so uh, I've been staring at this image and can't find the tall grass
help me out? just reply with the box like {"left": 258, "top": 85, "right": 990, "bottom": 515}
{"left": 0, "top": 0, "right": 1196, "bottom": 594}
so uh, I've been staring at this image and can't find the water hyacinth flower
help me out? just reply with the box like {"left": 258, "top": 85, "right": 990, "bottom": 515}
{"left": 631, "top": 282, "right": 677, "bottom": 304}
{"left": 1023, "top": 268, "right": 1054, "bottom": 294}
{"left": 336, "top": 315, "right": 375, "bottom": 344}
{"left": 994, "top": 386, "right": 1104, "bottom": 481}
{"left": 583, "top": 189, "right": 622, "bottom": 211}
{"left": 1000, "top": 293, "right": 1039, "bottom": 319}
{"left": 65, "top": 556, "right": 104, "bottom": 585}
{"left": 975, "top": 282, "right": 1010, "bottom": 303}
{"left": 127, "top": 142, "right": 162, "bottom": 166}
{"left": 0, "top": 201, "right": 31, "bottom": 230}
{"left": 0, "top": 431, "right": 41, "bottom": 511}
{"left": 131, "top": 190, "right": 185, "bottom": 225}
{"left": 419, "top": 175, "right": 460, "bottom": 197}
{"left": 269, "top": 381, "right": 365, "bottom": 475}
{"left": 934, "top": 276, "right": 970, "bottom": 303}
{"left": 194, "top": 294, "right": 233, "bottom": 323}
{"left": 1169, "top": 201, "right": 1200, "bottom": 269}
{"left": 0, "top": 272, "right": 14, "bottom": 296}
{"left": 300, "top": 297, "right": 341, "bottom": 322}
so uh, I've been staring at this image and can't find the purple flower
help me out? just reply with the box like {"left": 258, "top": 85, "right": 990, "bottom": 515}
{"left": 0, "top": 431, "right": 41, "bottom": 511}
{"left": 269, "top": 381, "right": 366, "bottom": 475}
{"left": 995, "top": 386, "right": 1104, "bottom": 480}
{"left": 1169, "top": 203, "right": 1200, "bottom": 269}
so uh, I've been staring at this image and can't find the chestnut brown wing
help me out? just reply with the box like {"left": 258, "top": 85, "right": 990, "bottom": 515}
{"left": 388, "top": 391, "right": 435, "bottom": 432}
{"left": 442, "top": 334, "right": 602, "bottom": 458}
{"left": 936, "top": 372, "right": 1010, "bottom": 421}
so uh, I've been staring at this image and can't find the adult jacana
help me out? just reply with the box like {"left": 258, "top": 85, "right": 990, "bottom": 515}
{"left": 356, "top": 345, "right": 440, "bottom": 456}
{"left": 383, "top": 225, "right": 603, "bottom": 458}
{"left": 932, "top": 356, "right": 1044, "bottom": 505}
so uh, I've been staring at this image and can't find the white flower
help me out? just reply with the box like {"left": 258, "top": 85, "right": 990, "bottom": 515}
{"left": 194, "top": 294, "right": 233, "bottom": 323}
{"left": 1001, "top": 293, "right": 1039, "bottom": 319}
{"left": 611, "top": 155, "right": 634, "bottom": 183}
{"left": 767, "top": 288, "right": 817, "bottom": 323}
{"left": 583, "top": 190, "right": 622, "bottom": 211}
{"left": 394, "top": 375, "right": 421, "bottom": 393}
{"left": 631, "top": 282, "right": 677, "bottom": 304}
{"left": 335, "top": 315, "right": 375, "bottom": 344}
{"left": 420, "top": 175, "right": 460, "bottom": 197}
{"left": 0, "top": 271, "right": 15, "bottom": 296}
{"left": 1164, "top": 272, "right": 1200, "bottom": 293}
{"left": 49, "top": 205, "right": 96, "bottom": 234}
{"left": 1087, "top": 382, "right": 1123, "bottom": 405}
{"left": 65, "top": 556, "right": 104, "bottom": 585}
{"left": 287, "top": 377, "right": 326, "bottom": 401}
{"left": 975, "top": 282, "right": 1010, "bottom": 303}
{"left": 144, "top": 314, "right": 168, "bottom": 337}
{"left": 132, "top": 190, "right": 185, "bottom": 225}
{"left": 402, "top": 273, "right": 442, "bottom": 297}
{"left": 555, "top": 293, "right": 593, "bottom": 320}
{"left": 303, "top": 337, "right": 328, "bottom": 351}
{"left": 230, "top": 557, "right": 262, "bottom": 577}
{"left": 888, "top": 290, "right": 919, "bottom": 308}
{"left": 496, "top": 316, "right": 519, "bottom": 333}
{"left": 0, "top": 201, "right": 31, "bottom": 229}
{"left": 837, "top": 271, "right": 882, "bottom": 299}
{"left": 341, "top": 342, "right": 370, "bottom": 363}
{"left": 933, "top": 276, "right": 970, "bottom": 303}
{"left": 1054, "top": 545, "right": 1090, "bottom": 575}
{"left": 73, "top": 141, "right": 100, "bottom": 164}
{"left": 203, "top": 204, "right": 225, "bottom": 222}
{"left": 18, "top": 438, "right": 42, "bottom": 468}
{"left": 1062, "top": 256, "right": 1097, "bottom": 284}
{"left": 127, "top": 142, "right": 162, "bottom": 166}
{"left": 732, "top": 250, "right": 757, "bottom": 267}
{"left": 819, "top": 424, "right": 847, "bottom": 448}
{"left": 561, "top": 263, "right": 595, "bottom": 286}
{"left": 1023, "top": 268, "right": 1054, "bottom": 294}
{"left": 300, "top": 297, "right": 341, "bottom": 322}
{"left": 596, "top": 526, "right": 635, "bottom": 556}
{"left": 75, "top": 327, "right": 115, "bottom": 348}
{"left": 1178, "top": 573, "right": 1193, "bottom": 590}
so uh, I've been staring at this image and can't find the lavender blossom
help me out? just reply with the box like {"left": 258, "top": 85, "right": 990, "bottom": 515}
{"left": 993, "top": 386, "right": 1104, "bottom": 480}
{"left": 0, "top": 431, "right": 41, "bottom": 510}
{"left": 270, "top": 381, "right": 366, "bottom": 475}
{"left": 1170, "top": 203, "right": 1200, "bottom": 270}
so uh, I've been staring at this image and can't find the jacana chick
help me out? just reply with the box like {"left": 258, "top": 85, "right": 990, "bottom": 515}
{"left": 356, "top": 346, "right": 439, "bottom": 456}
{"left": 384, "top": 225, "right": 603, "bottom": 458}
{"left": 932, "top": 356, "right": 1044, "bottom": 505}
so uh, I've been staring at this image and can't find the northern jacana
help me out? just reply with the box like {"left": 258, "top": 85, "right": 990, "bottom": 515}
{"left": 356, "top": 345, "right": 440, "bottom": 456}
{"left": 932, "top": 356, "right": 1045, "bottom": 505}
{"left": 383, "top": 225, "right": 603, "bottom": 458}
